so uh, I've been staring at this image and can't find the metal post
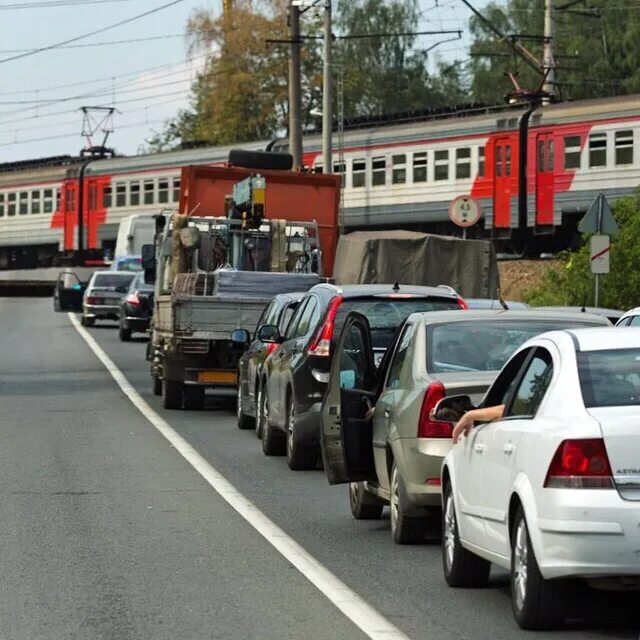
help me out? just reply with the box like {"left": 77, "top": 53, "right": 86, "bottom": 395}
{"left": 288, "top": 2, "right": 303, "bottom": 169}
{"left": 594, "top": 194, "right": 603, "bottom": 306}
{"left": 542, "top": 0, "right": 556, "bottom": 101}
{"left": 322, "top": 0, "right": 332, "bottom": 176}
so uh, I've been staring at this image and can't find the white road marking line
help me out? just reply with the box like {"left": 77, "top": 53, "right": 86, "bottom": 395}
{"left": 68, "top": 313, "right": 410, "bottom": 640}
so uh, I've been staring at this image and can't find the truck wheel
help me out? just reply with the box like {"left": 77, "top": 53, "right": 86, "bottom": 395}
{"left": 162, "top": 379, "right": 183, "bottom": 410}
{"left": 286, "top": 396, "right": 316, "bottom": 470}
{"left": 119, "top": 326, "right": 132, "bottom": 342}
{"left": 260, "top": 387, "right": 285, "bottom": 456}
{"left": 237, "top": 382, "right": 255, "bottom": 430}
{"left": 152, "top": 375, "right": 162, "bottom": 396}
{"left": 183, "top": 386, "right": 205, "bottom": 411}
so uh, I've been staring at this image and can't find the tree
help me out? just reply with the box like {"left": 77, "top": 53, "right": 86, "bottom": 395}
{"left": 468, "top": 0, "right": 640, "bottom": 104}
{"left": 525, "top": 191, "right": 640, "bottom": 310}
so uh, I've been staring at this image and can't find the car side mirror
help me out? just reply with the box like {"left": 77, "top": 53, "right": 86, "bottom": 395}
{"left": 257, "top": 324, "right": 281, "bottom": 344}
{"left": 231, "top": 328, "right": 251, "bottom": 348}
{"left": 433, "top": 394, "right": 475, "bottom": 423}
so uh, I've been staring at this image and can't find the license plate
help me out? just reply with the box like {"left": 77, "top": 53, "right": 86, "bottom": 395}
{"left": 198, "top": 370, "right": 237, "bottom": 384}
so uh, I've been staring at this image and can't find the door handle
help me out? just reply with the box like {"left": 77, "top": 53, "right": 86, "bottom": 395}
{"left": 503, "top": 443, "right": 515, "bottom": 455}
{"left": 384, "top": 410, "right": 391, "bottom": 419}
{"left": 474, "top": 443, "right": 486, "bottom": 453}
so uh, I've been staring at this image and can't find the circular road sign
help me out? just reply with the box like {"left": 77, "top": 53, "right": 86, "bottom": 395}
{"left": 449, "top": 195, "right": 481, "bottom": 228}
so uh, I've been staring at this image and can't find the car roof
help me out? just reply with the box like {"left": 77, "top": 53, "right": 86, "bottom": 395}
{"left": 465, "top": 298, "right": 529, "bottom": 310}
{"left": 93, "top": 270, "right": 136, "bottom": 278}
{"left": 617, "top": 306, "right": 640, "bottom": 321}
{"left": 310, "top": 282, "right": 459, "bottom": 299}
{"left": 539, "top": 305, "right": 624, "bottom": 320}
{"left": 407, "top": 308, "right": 610, "bottom": 325}
{"left": 548, "top": 327, "right": 640, "bottom": 352}
{"left": 273, "top": 291, "right": 305, "bottom": 303}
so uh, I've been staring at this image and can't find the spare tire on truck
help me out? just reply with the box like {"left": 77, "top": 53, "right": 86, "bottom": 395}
{"left": 228, "top": 149, "right": 293, "bottom": 172}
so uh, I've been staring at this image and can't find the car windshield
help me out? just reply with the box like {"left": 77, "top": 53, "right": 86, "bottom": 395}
{"left": 427, "top": 319, "right": 600, "bottom": 373}
{"left": 577, "top": 348, "right": 640, "bottom": 407}
{"left": 92, "top": 273, "right": 135, "bottom": 289}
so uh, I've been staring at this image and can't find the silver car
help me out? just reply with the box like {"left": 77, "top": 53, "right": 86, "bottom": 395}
{"left": 319, "top": 309, "right": 610, "bottom": 545}
{"left": 81, "top": 271, "right": 136, "bottom": 327}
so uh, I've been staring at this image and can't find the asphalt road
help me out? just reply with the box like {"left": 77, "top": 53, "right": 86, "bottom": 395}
{"left": 2, "top": 297, "right": 639, "bottom": 639}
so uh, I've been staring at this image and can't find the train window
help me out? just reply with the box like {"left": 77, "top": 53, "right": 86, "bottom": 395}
{"left": 56, "top": 189, "right": 61, "bottom": 210}
{"left": 456, "top": 148, "right": 471, "bottom": 179}
{"left": 478, "top": 146, "right": 485, "bottom": 177}
{"left": 333, "top": 162, "right": 346, "bottom": 187}
{"left": 372, "top": 157, "right": 386, "bottom": 186}
{"left": 102, "top": 186, "right": 112, "bottom": 208}
{"left": 615, "top": 130, "right": 634, "bottom": 166}
{"left": 116, "top": 182, "right": 126, "bottom": 207}
{"left": 352, "top": 159, "right": 366, "bottom": 188}
{"left": 0, "top": 193, "right": 4, "bottom": 217}
{"left": 19, "top": 192, "right": 28, "bottom": 215}
{"left": 7, "top": 193, "right": 16, "bottom": 216}
{"left": 158, "top": 179, "right": 169, "bottom": 204}
{"left": 172, "top": 178, "right": 180, "bottom": 202}
{"left": 130, "top": 181, "right": 140, "bottom": 206}
{"left": 413, "top": 152, "right": 427, "bottom": 183}
{"left": 547, "top": 139, "right": 554, "bottom": 172}
{"left": 564, "top": 135, "right": 581, "bottom": 169}
{"left": 589, "top": 133, "right": 607, "bottom": 168}
{"left": 505, "top": 145, "right": 512, "bottom": 176}
{"left": 434, "top": 150, "right": 449, "bottom": 181}
{"left": 392, "top": 155, "right": 406, "bottom": 184}
{"left": 44, "top": 189, "right": 54, "bottom": 213}
{"left": 144, "top": 180, "right": 155, "bottom": 205}
{"left": 314, "top": 164, "right": 323, "bottom": 174}
{"left": 538, "top": 139, "right": 545, "bottom": 172}
{"left": 496, "top": 146, "right": 503, "bottom": 177}
{"left": 31, "top": 190, "right": 40, "bottom": 214}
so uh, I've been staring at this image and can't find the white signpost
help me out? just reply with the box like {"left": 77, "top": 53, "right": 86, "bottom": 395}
{"left": 590, "top": 234, "right": 610, "bottom": 275}
{"left": 449, "top": 195, "right": 481, "bottom": 239}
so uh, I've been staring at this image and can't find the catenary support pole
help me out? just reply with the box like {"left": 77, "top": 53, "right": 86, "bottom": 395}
{"left": 543, "top": 0, "right": 556, "bottom": 101}
{"left": 322, "top": 0, "right": 332, "bottom": 176}
{"left": 288, "top": 2, "right": 303, "bottom": 169}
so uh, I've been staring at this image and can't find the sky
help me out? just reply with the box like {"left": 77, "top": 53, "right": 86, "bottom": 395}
{"left": 0, "top": 0, "right": 492, "bottom": 163}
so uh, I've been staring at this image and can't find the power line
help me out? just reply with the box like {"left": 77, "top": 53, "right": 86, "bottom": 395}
{"left": 0, "top": 33, "right": 184, "bottom": 53}
{"left": 0, "top": 0, "right": 151, "bottom": 9}
{"left": 0, "top": 0, "right": 185, "bottom": 65}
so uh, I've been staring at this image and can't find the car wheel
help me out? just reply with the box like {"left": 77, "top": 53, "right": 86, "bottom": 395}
{"left": 81, "top": 316, "right": 95, "bottom": 328}
{"left": 260, "top": 386, "right": 285, "bottom": 456}
{"left": 286, "top": 396, "right": 316, "bottom": 470}
{"left": 183, "top": 386, "right": 205, "bottom": 411}
{"left": 53, "top": 296, "right": 61, "bottom": 312}
{"left": 152, "top": 375, "right": 162, "bottom": 396}
{"left": 162, "top": 379, "right": 183, "bottom": 410}
{"left": 442, "top": 481, "right": 491, "bottom": 587}
{"left": 119, "top": 326, "right": 132, "bottom": 342}
{"left": 511, "top": 505, "right": 566, "bottom": 630}
{"left": 390, "top": 462, "right": 428, "bottom": 544}
{"left": 237, "top": 380, "right": 255, "bottom": 430}
{"left": 255, "top": 384, "right": 265, "bottom": 439}
{"left": 349, "top": 482, "right": 384, "bottom": 520}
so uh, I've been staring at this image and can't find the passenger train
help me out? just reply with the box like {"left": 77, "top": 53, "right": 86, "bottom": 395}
{"left": 0, "top": 93, "right": 639, "bottom": 269}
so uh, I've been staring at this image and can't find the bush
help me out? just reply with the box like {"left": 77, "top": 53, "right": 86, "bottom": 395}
{"left": 525, "top": 190, "right": 640, "bottom": 310}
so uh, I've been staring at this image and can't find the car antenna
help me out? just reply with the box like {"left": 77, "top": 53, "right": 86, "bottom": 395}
{"left": 497, "top": 287, "right": 509, "bottom": 310}
{"left": 581, "top": 294, "right": 586, "bottom": 313}
{"left": 392, "top": 281, "right": 400, "bottom": 292}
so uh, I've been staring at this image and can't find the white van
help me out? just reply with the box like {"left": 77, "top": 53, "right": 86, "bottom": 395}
{"left": 114, "top": 215, "right": 155, "bottom": 258}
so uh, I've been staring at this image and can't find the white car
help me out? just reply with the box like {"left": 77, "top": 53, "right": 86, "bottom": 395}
{"left": 616, "top": 306, "right": 640, "bottom": 326}
{"left": 439, "top": 327, "right": 640, "bottom": 630}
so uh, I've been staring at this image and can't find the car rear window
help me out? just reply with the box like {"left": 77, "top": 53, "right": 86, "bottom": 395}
{"left": 578, "top": 348, "right": 640, "bottom": 407}
{"left": 93, "top": 273, "right": 135, "bottom": 289}
{"left": 427, "top": 319, "right": 602, "bottom": 373}
{"left": 115, "top": 257, "right": 143, "bottom": 272}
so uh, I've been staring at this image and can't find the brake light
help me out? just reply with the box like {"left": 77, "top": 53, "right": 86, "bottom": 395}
{"left": 125, "top": 293, "right": 141, "bottom": 306}
{"left": 86, "top": 296, "right": 100, "bottom": 304}
{"left": 266, "top": 342, "right": 278, "bottom": 356}
{"left": 417, "top": 382, "right": 453, "bottom": 438}
{"left": 544, "top": 439, "right": 614, "bottom": 489}
{"left": 456, "top": 296, "right": 469, "bottom": 310}
{"left": 308, "top": 295, "right": 343, "bottom": 358}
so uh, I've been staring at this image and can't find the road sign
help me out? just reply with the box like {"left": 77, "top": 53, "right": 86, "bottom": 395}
{"left": 590, "top": 234, "right": 610, "bottom": 275}
{"left": 579, "top": 193, "right": 619, "bottom": 235}
{"left": 449, "top": 195, "right": 481, "bottom": 228}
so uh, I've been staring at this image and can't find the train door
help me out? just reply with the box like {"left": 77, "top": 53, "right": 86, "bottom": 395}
{"left": 86, "top": 179, "right": 101, "bottom": 250}
{"left": 535, "top": 134, "right": 555, "bottom": 227}
{"left": 493, "top": 137, "right": 514, "bottom": 230}
{"left": 62, "top": 181, "right": 78, "bottom": 251}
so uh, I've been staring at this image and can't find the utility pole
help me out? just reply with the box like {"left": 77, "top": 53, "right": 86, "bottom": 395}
{"left": 542, "top": 0, "right": 556, "bottom": 101}
{"left": 288, "top": 2, "right": 303, "bottom": 169}
{"left": 322, "top": 0, "right": 332, "bottom": 176}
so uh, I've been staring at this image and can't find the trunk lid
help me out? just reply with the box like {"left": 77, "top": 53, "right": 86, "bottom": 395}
{"left": 588, "top": 407, "right": 640, "bottom": 501}
{"left": 436, "top": 370, "right": 497, "bottom": 405}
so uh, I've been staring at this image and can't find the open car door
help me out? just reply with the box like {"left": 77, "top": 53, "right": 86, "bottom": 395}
{"left": 320, "top": 312, "right": 379, "bottom": 485}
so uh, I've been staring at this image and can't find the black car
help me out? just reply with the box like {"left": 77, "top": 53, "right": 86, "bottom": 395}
{"left": 118, "top": 272, "right": 154, "bottom": 342}
{"left": 256, "top": 283, "right": 466, "bottom": 470}
{"left": 235, "top": 292, "right": 303, "bottom": 433}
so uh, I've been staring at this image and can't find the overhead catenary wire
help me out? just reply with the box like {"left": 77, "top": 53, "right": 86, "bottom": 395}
{"left": 0, "top": 33, "right": 184, "bottom": 53}
{"left": 0, "top": 0, "right": 154, "bottom": 8}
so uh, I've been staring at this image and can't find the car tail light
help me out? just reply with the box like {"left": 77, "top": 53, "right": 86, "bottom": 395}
{"left": 456, "top": 296, "right": 469, "bottom": 310}
{"left": 86, "top": 296, "right": 100, "bottom": 304}
{"left": 125, "top": 293, "right": 141, "bottom": 306}
{"left": 417, "top": 382, "right": 453, "bottom": 438}
{"left": 544, "top": 439, "right": 614, "bottom": 489}
{"left": 308, "top": 295, "right": 343, "bottom": 358}
{"left": 266, "top": 342, "right": 278, "bottom": 356}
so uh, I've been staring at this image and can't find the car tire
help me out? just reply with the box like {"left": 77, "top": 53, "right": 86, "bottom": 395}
{"left": 152, "top": 375, "right": 162, "bottom": 396}
{"left": 119, "top": 326, "right": 132, "bottom": 342}
{"left": 349, "top": 482, "right": 384, "bottom": 520}
{"left": 511, "top": 505, "right": 567, "bottom": 630}
{"left": 285, "top": 396, "right": 316, "bottom": 470}
{"left": 183, "top": 386, "right": 205, "bottom": 411}
{"left": 81, "top": 316, "right": 95, "bottom": 328}
{"left": 255, "top": 383, "right": 265, "bottom": 439}
{"left": 53, "top": 295, "right": 61, "bottom": 312}
{"left": 162, "top": 379, "right": 183, "bottom": 410}
{"left": 442, "top": 481, "right": 491, "bottom": 587}
{"left": 260, "top": 386, "right": 285, "bottom": 456}
{"left": 390, "top": 462, "right": 428, "bottom": 544}
{"left": 237, "top": 380, "right": 255, "bottom": 430}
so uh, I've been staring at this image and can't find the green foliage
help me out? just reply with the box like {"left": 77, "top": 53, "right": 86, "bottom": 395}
{"left": 525, "top": 191, "right": 640, "bottom": 310}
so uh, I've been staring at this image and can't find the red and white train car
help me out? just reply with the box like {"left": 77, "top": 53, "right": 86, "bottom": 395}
{"left": 0, "top": 93, "right": 638, "bottom": 268}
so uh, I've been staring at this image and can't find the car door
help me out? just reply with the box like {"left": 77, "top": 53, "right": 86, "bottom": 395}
{"left": 481, "top": 347, "right": 554, "bottom": 558}
{"left": 454, "top": 347, "right": 535, "bottom": 548}
{"left": 320, "top": 313, "right": 378, "bottom": 485}
{"left": 244, "top": 301, "right": 276, "bottom": 407}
